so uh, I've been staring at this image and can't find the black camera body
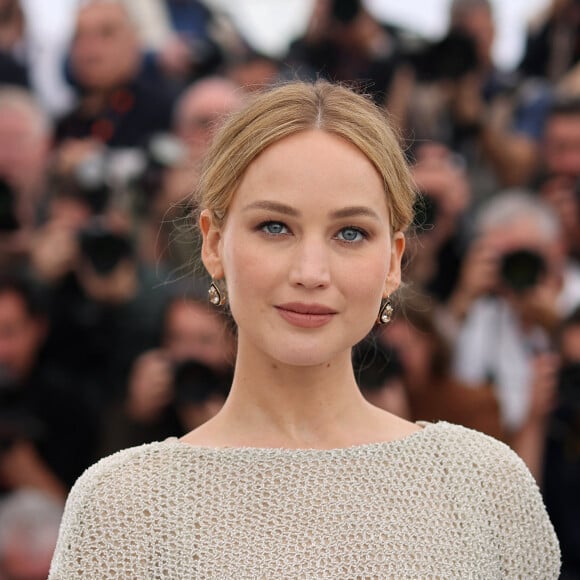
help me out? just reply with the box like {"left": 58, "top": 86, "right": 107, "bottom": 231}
{"left": 412, "top": 31, "right": 479, "bottom": 82}
{"left": 172, "top": 359, "right": 227, "bottom": 405}
{"left": 78, "top": 221, "right": 133, "bottom": 276}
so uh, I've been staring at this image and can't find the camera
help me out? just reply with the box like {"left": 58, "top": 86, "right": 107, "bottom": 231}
{"left": 499, "top": 249, "right": 547, "bottom": 293}
{"left": 411, "top": 31, "right": 479, "bottom": 82}
{"left": 331, "top": 0, "right": 362, "bottom": 24}
{"left": 78, "top": 221, "right": 133, "bottom": 276}
{"left": 173, "top": 359, "right": 227, "bottom": 405}
{"left": 71, "top": 134, "right": 185, "bottom": 218}
{"left": 0, "top": 178, "right": 19, "bottom": 232}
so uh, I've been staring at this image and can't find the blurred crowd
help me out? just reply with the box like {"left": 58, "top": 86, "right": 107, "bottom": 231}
{"left": 0, "top": 0, "right": 579, "bottom": 576}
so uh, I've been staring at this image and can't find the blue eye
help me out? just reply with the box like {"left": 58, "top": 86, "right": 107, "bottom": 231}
{"left": 260, "top": 221, "right": 288, "bottom": 235}
{"left": 337, "top": 227, "right": 365, "bottom": 242}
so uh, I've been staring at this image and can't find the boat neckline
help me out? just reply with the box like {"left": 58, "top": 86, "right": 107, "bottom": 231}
{"left": 163, "top": 420, "right": 442, "bottom": 455}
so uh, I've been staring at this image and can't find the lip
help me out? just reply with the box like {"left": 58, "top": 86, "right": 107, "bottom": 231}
{"left": 275, "top": 303, "right": 337, "bottom": 328}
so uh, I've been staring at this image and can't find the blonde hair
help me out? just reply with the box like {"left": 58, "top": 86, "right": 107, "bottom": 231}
{"left": 195, "top": 81, "right": 416, "bottom": 233}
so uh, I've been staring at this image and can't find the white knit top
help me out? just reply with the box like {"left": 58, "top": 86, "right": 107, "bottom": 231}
{"left": 49, "top": 422, "right": 560, "bottom": 579}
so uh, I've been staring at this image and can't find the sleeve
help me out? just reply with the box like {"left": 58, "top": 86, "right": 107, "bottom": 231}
{"left": 487, "top": 444, "right": 561, "bottom": 579}
{"left": 48, "top": 450, "right": 157, "bottom": 579}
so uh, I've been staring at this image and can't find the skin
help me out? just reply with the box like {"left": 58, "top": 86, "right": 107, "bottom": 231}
{"left": 71, "top": 2, "right": 140, "bottom": 92}
{"left": 175, "top": 79, "right": 244, "bottom": 162}
{"left": 181, "top": 129, "right": 419, "bottom": 450}
{"left": 0, "top": 291, "right": 46, "bottom": 381}
{"left": 543, "top": 114, "right": 580, "bottom": 179}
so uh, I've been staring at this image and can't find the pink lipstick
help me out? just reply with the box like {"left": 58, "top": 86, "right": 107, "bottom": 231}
{"left": 275, "top": 303, "right": 337, "bottom": 328}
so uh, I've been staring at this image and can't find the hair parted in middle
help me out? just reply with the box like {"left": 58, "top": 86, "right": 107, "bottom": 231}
{"left": 195, "top": 80, "right": 416, "bottom": 234}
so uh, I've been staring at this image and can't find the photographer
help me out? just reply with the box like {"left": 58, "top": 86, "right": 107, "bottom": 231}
{"left": 450, "top": 191, "right": 580, "bottom": 475}
{"left": 100, "top": 292, "right": 235, "bottom": 455}
{"left": 28, "top": 167, "right": 169, "bottom": 421}
{"left": 405, "top": 0, "right": 540, "bottom": 196}
{"left": 0, "top": 87, "right": 52, "bottom": 269}
{"left": 406, "top": 141, "right": 470, "bottom": 302}
{"left": 377, "top": 294, "right": 503, "bottom": 440}
{"left": 55, "top": 0, "right": 173, "bottom": 152}
{"left": 535, "top": 98, "right": 580, "bottom": 262}
{"left": 286, "top": 0, "right": 409, "bottom": 108}
{"left": 0, "top": 275, "right": 96, "bottom": 499}
{"left": 543, "top": 307, "right": 580, "bottom": 577}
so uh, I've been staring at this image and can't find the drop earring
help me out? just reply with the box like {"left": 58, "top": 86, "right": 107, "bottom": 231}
{"left": 377, "top": 297, "right": 393, "bottom": 325}
{"left": 208, "top": 279, "right": 226, "bottom": 306}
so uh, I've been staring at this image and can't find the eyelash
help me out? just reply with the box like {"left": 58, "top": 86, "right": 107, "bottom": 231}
{"left": 257, "top": 221, "right": 369, "bottom": 244}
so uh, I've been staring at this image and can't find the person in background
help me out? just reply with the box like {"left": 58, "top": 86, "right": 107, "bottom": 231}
{"left": 0, "top": 87, "right": 52, "bottom": 269}
{"left": 535, "top": 98, "right": 580, "bottom": 262}
{"left": 173, "top": 76, "right": 244, "bottom": 169}
{"left": 55, "top": 0, "right": 173, "bottom": 153}
{"left": 286, "top": 0, "right": 408, "bottom": 108}
{"left": 543, "top": 307, "right": 580, "bottom": 578}
{"left": 227, "top": 50, "right": 283, "bottom": 94}
{"left": 0, "top": 275, "right": 96, "bottom": 498}
{"left": 0, "top": 0, "right": 76, "bottom": 116}
{"left": 519, "top": 0, "right": 580, "bottom": 84}
{"left": 137, "top": 76, "right": 244, "bottom": 272}
{"left": 0, "top": 0, "right": 28, "bottom": 88}
{"left": 0, "top": 489, "right": 63, "bottom": 580}
{"left": 405, "top": 0, "right": 541, "bottom": 196}
{"left": 100, "top": 291, "right": 235, "bottom": 456}
{"left": 405, "top": 142, "right": 471, "bottom": 303}
{"left": 379, "top": 294, "right": 503, "bottom": 440}
{"left": 450, "top": 191, "right": 580, "bottom": 477}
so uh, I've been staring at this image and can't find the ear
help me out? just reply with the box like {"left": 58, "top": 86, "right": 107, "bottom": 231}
{"left": 200, "top": 209, "right": 225, "bottom": 279}
{"left": 384, "top": 231, "right": 405, "bottom": 296}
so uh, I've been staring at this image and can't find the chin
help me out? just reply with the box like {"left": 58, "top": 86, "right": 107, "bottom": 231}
{"left": 265, "top": 334, "right": 367, "bottom": 369}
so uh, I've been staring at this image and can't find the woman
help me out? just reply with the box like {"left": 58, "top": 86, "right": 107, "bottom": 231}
{"left": 49, "top": 81, "right": 560, "bottom": 578}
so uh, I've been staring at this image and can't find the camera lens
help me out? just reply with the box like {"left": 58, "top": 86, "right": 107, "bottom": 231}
{"left": 499, "top": 249, "right": 546, "bottom": 293}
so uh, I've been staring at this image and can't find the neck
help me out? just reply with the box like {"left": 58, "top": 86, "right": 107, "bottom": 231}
{"left": 216, "top": 341, "right": 373, "bottom": 448}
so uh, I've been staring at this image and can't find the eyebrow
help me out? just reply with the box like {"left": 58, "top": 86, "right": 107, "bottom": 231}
{"left": 243, "top": 200, "right": 299, "bottom": 216}
{"left": 243, "top": 200, "right": 381, "bottom": 221}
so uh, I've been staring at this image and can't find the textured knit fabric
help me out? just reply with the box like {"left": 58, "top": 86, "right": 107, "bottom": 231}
{"left": 49, "top": 422, "right": 560, "bottom": 579}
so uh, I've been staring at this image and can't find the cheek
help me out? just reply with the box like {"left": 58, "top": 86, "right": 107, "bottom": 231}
{"left": 356, "top": 247, "right": 392, "bottom": 295}
{"left": 222, "top": 239, "right": 278, "bottom": 321}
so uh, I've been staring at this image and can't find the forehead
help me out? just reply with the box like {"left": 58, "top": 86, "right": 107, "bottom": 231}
{"left": 229, "top": 130, "right": 387, "bottom": 214}
{"left": 182, "top": 86, "right": 240, "bottom": 117}
{"left": 77, "top": 2, "right": 130, "bottom": 31}
{"left": 545, "top": 114, "right": 580, "bottom": 140}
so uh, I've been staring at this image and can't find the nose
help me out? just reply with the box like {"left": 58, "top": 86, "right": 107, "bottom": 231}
{"left": 288, "top": 237, "right": 331, "bottom": 289}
